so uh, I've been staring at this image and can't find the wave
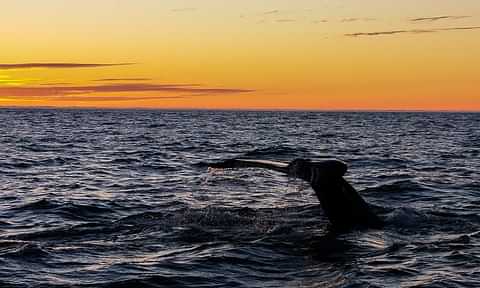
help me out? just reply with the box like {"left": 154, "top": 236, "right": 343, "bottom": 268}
{"left": 13, "top": 199, "right": 121, "bottom": 221}
{"left": 384, "top": 207, "right": 429, "bottom": 228}
{"left": 383, "top": 206, "right": 480, "bottom": 233}
{"left": 0, "top": 157, "right": 72, "bottom": 169}
{"left": 7, "top": 222, "right": 116, "bottom": 242}
{"left": 15, "top": 198, "right": 60, "bottom": 210}
{"left": 242, "top": 145, "right": 310, "bottom": 158}
{"left": 108, "top": 157, "right": 142, "bottom": 164}
{"left": 5, "top": 205, "right": 326, "bottom": 244}
{"left": 147, "top": 123, "right": 166, "bottom": 128}
{"left": 361, "top": 179, "right": 433, "bottom": 194}
{"left": 0, "top": 242, "right": 50, "bottom": 259}
{"left": 73, "top": 275, "right": 238, "bottom": 288}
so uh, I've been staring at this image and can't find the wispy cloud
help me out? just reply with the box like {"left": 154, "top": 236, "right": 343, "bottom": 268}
{"left": 0, "top": 63, "right": 134, "bottom": 70}
{"left": 39, "top": 83, "right": 73, "bottom": 86}
{"left": 263, "top": 10, "right": 280, "bottom": 15}
{"left": 411, "top": 15, "right": 471, "bottom": 22}
{"left": 276, "top": 19, "right": 296, "bottom": 23}
{"left": 346, "top": 26, "right": 480, "bottom": 37}
{"left": 341, "top": 17, "right": 376, "bottom": 22}
{"left": 346, "top": 29, "right": 432, "bottom": 37}
{"left": 93, "top": 78, "right": 152, "bottom": 82}
{"left": 0, "top": 83, "right": 254, "bottom": 97}
{"left": 440, "top": 26, "right": 480, "bottom": 31}
{"left": 312, "top": 19, "right": 328, "bottom": 24}
{"left": 49, "top": 96, "right": 186, "bottom": 102}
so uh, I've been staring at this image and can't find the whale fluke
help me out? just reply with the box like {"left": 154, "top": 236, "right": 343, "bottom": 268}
{"left": 209, "top": 158, "right": 289, "bottom": 173}
{"left": 209, "top": 158, "right": 382, "bottom": 230}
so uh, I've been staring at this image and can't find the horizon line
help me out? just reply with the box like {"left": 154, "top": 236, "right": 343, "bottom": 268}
{"left": 0, "top": 105, "right": 479, "bottom": 113}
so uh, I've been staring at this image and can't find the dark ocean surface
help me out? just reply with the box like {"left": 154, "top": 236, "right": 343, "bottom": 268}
{"left": 0, "top": 108, "right": 479, "bottom": 287}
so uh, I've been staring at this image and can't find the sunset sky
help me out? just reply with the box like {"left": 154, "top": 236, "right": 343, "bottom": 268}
{"left": 1, "top": 0, "right": 479, "bottom": 110}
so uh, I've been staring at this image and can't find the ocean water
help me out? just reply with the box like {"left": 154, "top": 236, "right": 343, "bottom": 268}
{"left": 0, "top": 108, "right": 479, "bottom": 288}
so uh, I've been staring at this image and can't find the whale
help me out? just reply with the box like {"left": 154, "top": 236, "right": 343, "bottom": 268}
{"left": 209, "top": 158, "right": 382, "bottom": 231}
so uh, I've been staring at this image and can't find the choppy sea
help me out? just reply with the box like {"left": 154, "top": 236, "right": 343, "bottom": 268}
{"left": 0, "top": 108, "right": 479, "bottom": 287}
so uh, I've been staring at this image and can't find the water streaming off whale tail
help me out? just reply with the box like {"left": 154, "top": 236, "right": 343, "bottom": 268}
{"left": 0, "top": 109, "right": 479, "bottom": 287}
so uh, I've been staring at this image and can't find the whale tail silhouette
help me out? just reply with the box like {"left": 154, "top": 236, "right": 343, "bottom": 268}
{"left": 209, "top": 158, "right": 382, "bottom": 230}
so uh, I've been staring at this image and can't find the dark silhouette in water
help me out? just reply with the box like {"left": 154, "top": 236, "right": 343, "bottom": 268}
{"left": 209, "top": 158, "right": 382, "bottom": 231}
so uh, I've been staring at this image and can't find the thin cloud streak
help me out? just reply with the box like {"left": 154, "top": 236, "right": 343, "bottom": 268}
{"left": 411, "top": 15, "right": 471, "bottom": 22}
{"left": 346, "top": 30, "right": 433, "bottom": 37}
{"left": 341, "top": 18, "right": 376, "bottom": 22}
{"left": 93, "top": 78, "right": 152, "bottom": 82}
{"left": 40, "top": 83, "right": 73, "bottom": 86}
{"left": 0, "top": 95, "right": 186, "bottom": 102}
{"left": 0, "top": 83, "right": 254, "bottom": 97}
{"left": 48, "top": 96, "right": 186, "bottom": 102}
{"left": 346, "top": 26, "right": 480, "bottom": 37}
{"left": 263, "top": 10, "right": 280, "bottom": 15}
{"left": 0, "top": 63, "right": 134, "bottom": 70}
{"left": 441, "top": 26, "right": 480, "bottom": 31}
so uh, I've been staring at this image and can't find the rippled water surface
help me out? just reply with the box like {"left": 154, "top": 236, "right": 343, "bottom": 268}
{"left": 0, "top": 108, "right": 479, "bottom": 287}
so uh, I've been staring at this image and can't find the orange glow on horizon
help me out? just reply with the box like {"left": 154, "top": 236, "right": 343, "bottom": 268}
{"left": 1, "top": 1, "right": 479, "bottom": 111}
